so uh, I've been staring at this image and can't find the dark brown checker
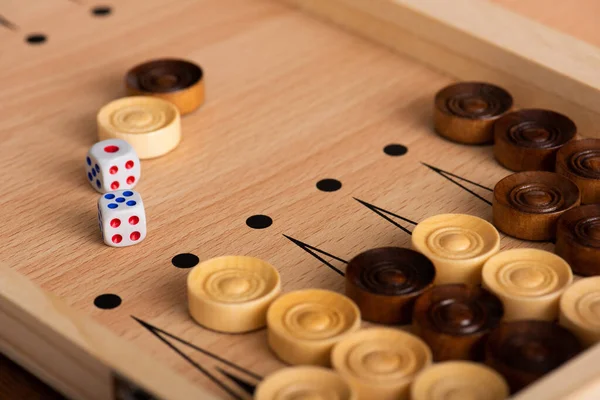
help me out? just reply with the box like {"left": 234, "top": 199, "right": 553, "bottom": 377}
{"left": 412, "top": 284, "right": 503, "bottom": 362}
{"left": 345, "top": 247, "right": 435, "bottom": 324}
{"left": 485, "top": 320, "right": 582, "bottom": 393}
{"left": 126, "top": 59, "right": 204, "bottom": 115}
{"left": 434, "top": 82, "right": 513, "bottom": 144}
{"left": 555, "top": 204, "right": 600, "bottom": 276}
{"left": 494, "top": 109, "right": 576, "bottom": 171}
{"left": 493, "top": 171, "right": 581, "bottom": 240}
{"left": 556, "top": 139, "right": 600, "bottom": 204}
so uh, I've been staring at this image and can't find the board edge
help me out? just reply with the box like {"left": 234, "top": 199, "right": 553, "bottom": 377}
{"left": 275, "top": 0, "right": 600, "bottom": 138}
{"left": 0, "top": 264, "right": 218, "bottom": 400}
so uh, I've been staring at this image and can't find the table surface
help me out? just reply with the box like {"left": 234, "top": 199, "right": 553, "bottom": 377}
{"left": 1, "top": 0, "right": 599, "bottom": 398}
{"left": 0, "top": 353, "right": 65, "bottom": 399}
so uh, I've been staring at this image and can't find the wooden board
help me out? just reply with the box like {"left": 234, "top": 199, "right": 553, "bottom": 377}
{"left": 1, "top": 0, "right": 599, "bottom": 399}
{"left": 0, "top": 265, "right": 213, "bottom": 400}
{"left": 279, "top": 0, "right": 600, "bottom": 138}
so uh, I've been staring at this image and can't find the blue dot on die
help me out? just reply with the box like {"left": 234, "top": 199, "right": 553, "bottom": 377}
{"left": 86, "top": 157, "right": 91, "bottom": 166}
{"left": 123, "top": 191, "right": 134, "bottom": 197}
{"left": 95, "top": 164, "right": 100, "bottom": 173}
{"left": 108, "top": 203, "right": 118, "bottom": 209}
{"left": 92, "top": 169, "right": 97, "bottom": 177}
{"left": 126, "top": 200, "right": 137, "bottom": 206}
{"left": 88, "top": 172, "right": 93, "bottom": 181}
{"left": 104, "top": 194, "right": 115, "bottom": 199}
{"left": 115, "top": 197, "right": 125, "bottom": 203}
{"left": 96, "top": 180, "right": 101, "bottom": 188}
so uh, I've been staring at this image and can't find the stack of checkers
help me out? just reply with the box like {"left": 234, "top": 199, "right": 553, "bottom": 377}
{"left": 182, "top": 81, "right": 600, "bottom": 400}
{"left": 85, "top": 58, "right": 205, "bottom": 248}
{"left": 433, "top": 81, "right": 600, "bottom": 273}
{"left": 98, "top": 58, "right": 205, "bottom": 159}
{"left": 186, "top": 226, "right": 598, "bottom": 399}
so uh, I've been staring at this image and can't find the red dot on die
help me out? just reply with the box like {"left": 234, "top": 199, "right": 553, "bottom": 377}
{"left": 127, "top": 176, "right": 135, "bottom": 185}
{"left": 129, "top": 216, "right": 139, "bottom": 225}
{"left": 110, "top": 218, "right": 121, "bottom": 228}
{"left": 111, "top": 181, "right": 120, "bottom": 190}
{"left": 109, "top": 166, "right": 118, "bottom": 175}
{"left": 112, "top": 234, "right": 122, "bottom": 244}
{"left": 125, "top": 160, "right": 134, "bottom": 169}
{"left": 130, "top": 231, "right": 141, "bottom": 241}
{"left": 104, "top": 145, "right": 119, "bottom": 153}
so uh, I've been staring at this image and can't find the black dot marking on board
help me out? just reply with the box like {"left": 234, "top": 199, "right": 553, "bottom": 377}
{"left": 316, "top": 178, "right": 342, "bottom": 192}
{"left": 94, "top": 293, "right": 121, "bottom": 310}
{"left": 172, "top": 253, "right": 200, "bottom": 269}
{"left": 26, "top": 34, "right": 46, "bottom": 45}
{"left": 246, "top": 214, "right": 272, "bottom": 229}
{"left": 91, "top": 6, "right": 112, "bottom": 16}
{"left": 384, "top": 144, "right": 408, "bottom": 156}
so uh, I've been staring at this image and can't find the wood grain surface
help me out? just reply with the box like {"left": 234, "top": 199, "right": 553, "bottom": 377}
{"left": 280, "top": 0, "right": 600, "bottom": 138}
{"left": 1, "top": 0, "right": 600, "bottom": 399}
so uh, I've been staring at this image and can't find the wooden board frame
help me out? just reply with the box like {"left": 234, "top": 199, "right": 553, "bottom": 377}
{"left": 0, "top": 264, "right": 215, "bottom": 400}
{"left": 1, "top": 0, "right": 600, "bottom": 399}
{"left": 279, "top": 0, "right": 600, "bottom": 138}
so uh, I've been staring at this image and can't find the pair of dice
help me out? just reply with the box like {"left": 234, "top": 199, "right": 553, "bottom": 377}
{"left": 86, "top": 139, "right": 146, "bottom": 247}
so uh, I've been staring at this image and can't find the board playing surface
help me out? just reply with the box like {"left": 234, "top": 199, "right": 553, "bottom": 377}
{"left": 1, "top": 0, "right": 599, "bottom": 398}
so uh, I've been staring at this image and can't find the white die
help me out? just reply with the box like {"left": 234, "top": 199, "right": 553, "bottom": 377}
{"left": 98, "top": 190, "right": 147, "bottom": 247}
{"left": 86, "top": 139, "right": 141, "bottom": 193}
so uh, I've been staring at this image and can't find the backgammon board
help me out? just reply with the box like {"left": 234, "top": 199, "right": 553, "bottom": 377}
{"left": 1, "top": 0, "right": 599, "bottom": 399}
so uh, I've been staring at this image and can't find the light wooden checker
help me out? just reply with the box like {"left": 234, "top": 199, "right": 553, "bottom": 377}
{"left": 1, "top": 0, "right": 600, "bottom": 400}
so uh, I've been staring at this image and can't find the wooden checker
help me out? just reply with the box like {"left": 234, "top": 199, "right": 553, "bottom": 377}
{"left": 433, "top": 82, "right": 513, "bottom": 144}
{"left": 255, "top": 366, "right": 356, "bottom": 400}
{"left": 97, "top": 96, "right": 182, "bottom": 159}
{"left": 412, "top": 284, "right": 503, "bottom": 362}
{"left": 266, "top": 289, "right": 360, "bottom": 366}
{"left": 125, "top": 59, "right": 205, "bottom": 116}
{"left": 559, "top": 277, "right": 600, "bottom": 348}
{"left": 331, "top": 328, "right": 431, "bottom": 400}
{"left": 188, "top": 256, "right": 281, "bottom": 333}
{"left": 556, "top": 139, "right": 600, "bottom": 204}
{"left": 2, "top": 1, "right": 600, "bottom": 400}
{"left": 485, "top": 321, "right": 582, "bottom": 393}
{"left": 411, "top": 213, "right": 500, "bottom": 285}
{"left": 411, "top": 361, "right": 509, "bottom": 400}
{"left": 482, "top": 249, "right": 573, "bottom": 321}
